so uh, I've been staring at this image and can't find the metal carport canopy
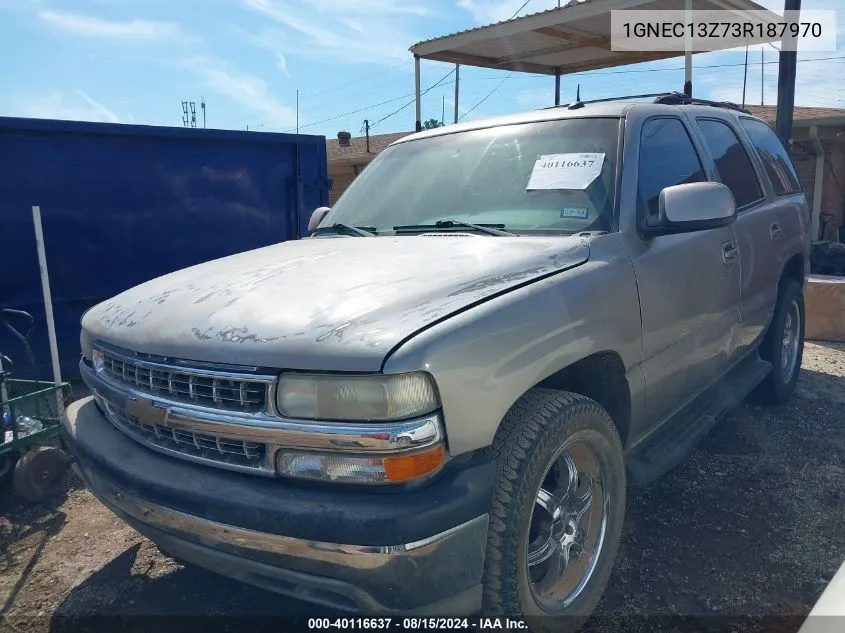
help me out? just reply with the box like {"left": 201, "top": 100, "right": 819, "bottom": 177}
{"left": 409, "top": 0, "right": 780, "bottom": 130}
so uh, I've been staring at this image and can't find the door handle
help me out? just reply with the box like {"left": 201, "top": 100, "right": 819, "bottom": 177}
{"left": 722, "top": 241, "right": 739, "bottom": 265}
{"left": 770, "top": 222, "right": 783, "bottom": 241}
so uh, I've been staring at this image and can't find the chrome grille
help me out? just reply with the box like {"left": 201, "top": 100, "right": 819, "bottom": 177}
{"left": 100, "top": 352, "right": 267, "bottom": 413}
{"left": 97, "top": 397, "right": 267, "bottom": 470}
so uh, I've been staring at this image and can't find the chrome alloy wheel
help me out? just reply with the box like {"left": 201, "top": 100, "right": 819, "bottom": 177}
{"left": 781, "top": 297, "right": 801, "bottom": 384}
{"left": 526, "top": 437, "right": 610, "bottom": 612}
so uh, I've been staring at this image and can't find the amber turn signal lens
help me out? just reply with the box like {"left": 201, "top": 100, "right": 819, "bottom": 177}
{"left": 383, "top": 444, "right": 446, "bottom": 482}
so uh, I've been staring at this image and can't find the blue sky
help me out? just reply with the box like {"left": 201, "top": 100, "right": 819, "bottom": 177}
{"left": 1, "top": 0, "right": 843, "bottom": 140}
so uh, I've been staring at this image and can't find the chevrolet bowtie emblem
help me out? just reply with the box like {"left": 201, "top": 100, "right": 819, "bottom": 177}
{"left": 126, "top": 396, "right": 170, "bottom": 427}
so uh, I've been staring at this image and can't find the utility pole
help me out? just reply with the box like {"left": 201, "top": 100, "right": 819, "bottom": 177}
{"left": 200, "top": 95, "right": 206, "bottom": 128}
{"left": 775, "top": 0, "right": 801, "bottom": 146}
{"left": 364, "top": 119, "right": 370, "bottom": 153}
{"left": 761, "top": 48, "right": 765, "bottom": 106}
{"left": 441, "top": 95, "right": 445, "bottom": 126}
{"left": 741, "top": 45, "right": 749, "bottom": 109}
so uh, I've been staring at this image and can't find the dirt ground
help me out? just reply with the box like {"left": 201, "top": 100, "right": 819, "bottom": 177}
{"left": 1, "top": 343, "right": 843, "bottom": 632}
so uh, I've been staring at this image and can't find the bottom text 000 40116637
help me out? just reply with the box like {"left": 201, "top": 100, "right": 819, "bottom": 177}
{"left": 305, "top": 617, "right": 529, "bottom": 631}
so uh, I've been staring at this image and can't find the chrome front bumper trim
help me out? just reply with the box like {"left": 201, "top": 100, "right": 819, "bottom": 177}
{"left": 75, "top": 461, "right": 488, "bottom": 613}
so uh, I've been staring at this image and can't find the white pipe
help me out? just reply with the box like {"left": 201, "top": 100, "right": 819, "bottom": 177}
{"left": 32, "top": 206, "right": 64, "bottom": 414}
{"left": 809, "top": 126, "right": 825, "bottom": 241}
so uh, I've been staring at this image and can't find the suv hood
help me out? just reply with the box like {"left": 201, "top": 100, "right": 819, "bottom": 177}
{"left": 82, "top": 235, "right": 589, "bottom": 371}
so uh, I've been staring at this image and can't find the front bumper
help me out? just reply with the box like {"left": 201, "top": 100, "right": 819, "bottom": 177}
{"left": 62, "top": 397, "right": 493, "bottom": 613}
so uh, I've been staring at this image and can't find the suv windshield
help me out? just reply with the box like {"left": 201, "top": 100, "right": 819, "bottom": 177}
{"left": 326, "top": 117, "right": 620, "bottom": 235}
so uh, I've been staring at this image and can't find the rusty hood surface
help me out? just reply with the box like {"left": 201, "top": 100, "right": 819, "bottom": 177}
{"left": 81, "top": 235, "right": 589, "bottom": 371}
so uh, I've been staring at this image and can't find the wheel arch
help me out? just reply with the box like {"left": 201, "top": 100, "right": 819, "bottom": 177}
{"left": 506, "top": 350, "right": 633, "bottom": 448}
{"left": 780, "top": 253, "right": 805, "bottom": 289}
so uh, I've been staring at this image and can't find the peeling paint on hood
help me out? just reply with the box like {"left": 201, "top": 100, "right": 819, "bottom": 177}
{"left": 81, "top": 235, "right": 589, "bottom": 371}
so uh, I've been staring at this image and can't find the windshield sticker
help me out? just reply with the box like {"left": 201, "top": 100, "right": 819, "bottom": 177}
{"left": 526, "top": 153, "right": 605, "bottom": 191}
{"left": 560, "top": 207, "right": 589, "bottom": 219}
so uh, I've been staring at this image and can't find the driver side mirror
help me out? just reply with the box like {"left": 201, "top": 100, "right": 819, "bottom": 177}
{"left": 308, "top": 206, "right": 331, "bottom": 233}
{"left": 641, "top": 182, "right": 736, "bottom": 238}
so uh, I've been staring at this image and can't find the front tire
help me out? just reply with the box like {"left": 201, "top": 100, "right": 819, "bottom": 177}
{"left": 752, "top": 279, "right": 805, "bottom": 405}
{"left": 482, "top": 389, "right": 626, "bottom": 633}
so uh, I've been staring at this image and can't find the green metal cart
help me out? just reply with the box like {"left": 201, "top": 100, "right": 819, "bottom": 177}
{"left": 1, "top": 309, "right": 72, "bottom": 502}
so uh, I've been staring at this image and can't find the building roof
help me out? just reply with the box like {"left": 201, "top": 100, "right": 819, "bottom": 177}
{"left": 326, "top": 131, "right": 412, "bottom": 165}
{"left": 746, "top": 105, "right": 845, "bottom": 126}
{"left": 410, "top": 0, "right": 779, "bottom": 76}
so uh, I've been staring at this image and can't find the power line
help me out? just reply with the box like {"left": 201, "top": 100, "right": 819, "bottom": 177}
{"left": 287, "top": 69, "right": 455, "bottom": 133}
{"left": 297, "top": 59, "right": 411, "bottom": 105}
{"left": 450, "top": 0, "right": 534, "bottom": 118}
{"left": 459, "top": 73, "right": 513, "bottom": 121}
{"left": 509, "top": 0, "right": 532, "bottom": 19}
{"left": 280, "top": 54, "right": 844, "bottom": 135}
{"left": 467, "top": 53, "right": 845, "bottom": 81}
{"left": 370, "top": 68, "right": 457, "bottom": 129}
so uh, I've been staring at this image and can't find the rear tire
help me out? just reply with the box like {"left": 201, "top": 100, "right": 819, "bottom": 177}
{"left": 752, "top": 279, "right": 805, "bottom": 405}
{"left": 482, "top": 389, "right": 626, "bottom": 633}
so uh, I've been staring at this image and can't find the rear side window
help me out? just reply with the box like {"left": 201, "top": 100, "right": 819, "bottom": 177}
{"left": 697, "top": 119, "right": 763, "bottom": 208}
{"left": 739, "top": 118, "right": 802, "bottom": 195}
{"left": 638, "top": 118, "right": 706, "bottom": 216}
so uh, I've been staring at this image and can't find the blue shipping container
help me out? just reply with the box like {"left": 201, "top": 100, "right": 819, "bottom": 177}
{"left": 0, "top": 116, "right": 331, "bottom": 380}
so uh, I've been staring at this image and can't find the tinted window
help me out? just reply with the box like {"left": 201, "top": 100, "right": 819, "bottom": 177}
{"left": 638, "top": 118, "right": 706, "bottom": 216}
{"left": 739, "top": 118, "right": 802, "bottom": 195}
{"left": 697, "top": 119, "right": 763, "bottom": 208}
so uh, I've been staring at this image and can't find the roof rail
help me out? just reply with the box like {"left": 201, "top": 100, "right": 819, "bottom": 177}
{"left": 539, "top": 92, "right": 676, "bottom": 111}
{"left": 653, "top": 92, "right": 752, "bottom": 114}
{"left": 540, "top": 91, "right": 752, "bottom": 114}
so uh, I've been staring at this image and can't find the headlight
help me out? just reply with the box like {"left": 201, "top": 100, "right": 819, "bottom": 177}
{"left": 91, "top": 348, "right": 105, "bottom": 373}
{"left": 275, "top": 372, "right": 439, "bottom": 421}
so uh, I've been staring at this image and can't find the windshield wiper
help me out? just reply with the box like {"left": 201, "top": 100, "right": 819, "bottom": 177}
{"left": 392, "top": 220, "right": 516, "bottom": 237}
{"left": 312, "top": 223, "right": 376, "bottom": 237}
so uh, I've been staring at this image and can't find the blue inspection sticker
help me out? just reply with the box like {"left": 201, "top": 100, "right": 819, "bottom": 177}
{"left": 560, "top": 207, "right": 589, "bottom": 219}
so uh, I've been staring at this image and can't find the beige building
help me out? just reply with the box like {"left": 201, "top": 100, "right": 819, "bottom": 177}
{"left": 326, "top": 106, "right": 845, "bottom": 240}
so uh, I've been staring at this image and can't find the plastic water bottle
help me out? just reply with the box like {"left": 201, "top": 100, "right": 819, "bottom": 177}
{"left": 2, "top": 411, "right": 42, "bottom": 444}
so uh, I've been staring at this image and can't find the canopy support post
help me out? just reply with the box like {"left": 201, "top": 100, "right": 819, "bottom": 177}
{"left": 454, "top": 64, "right": 460, "bottom": 124}
{"left": 415, "top": 55, "right": 422, "bottom": 132}
{"left": 554, "top": 68, "right": 561, "bottom": 106}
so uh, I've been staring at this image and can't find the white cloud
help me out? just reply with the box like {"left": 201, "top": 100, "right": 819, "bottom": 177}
{"left": 458, "top": 0, "right": 563, "bottom": 24}
{"left": 275, "top": 52, "right": 290, "bottom": 76}
{"left": 37, "top": 10, "right": 178, "bottom": 39}
{"left": 21, "top": 91, "right": 122, "bottom": 123}
{"left": 239, "top": 0, "right": 425, "bottom": 66}
{"left": 307, "top": 0, "right": 429, "bottom": 15}
{"left": 75, "top": 89, "right": 120, "bottom": 122}
{"left": 183, "top": 55, "right": 297, "bottom": 128}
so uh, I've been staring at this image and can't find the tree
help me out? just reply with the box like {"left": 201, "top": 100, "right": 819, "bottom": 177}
{"left": 422, "top": 118, "right": 444, "bottom": 129}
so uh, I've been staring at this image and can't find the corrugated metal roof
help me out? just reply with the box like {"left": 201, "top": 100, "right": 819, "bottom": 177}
{"left": 410, "top": 0, "right": 780, "bottom": 76}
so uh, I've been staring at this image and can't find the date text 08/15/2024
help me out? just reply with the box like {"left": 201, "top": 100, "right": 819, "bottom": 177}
{"left": 307, "top": 618, "right": 529, "bottom": 630}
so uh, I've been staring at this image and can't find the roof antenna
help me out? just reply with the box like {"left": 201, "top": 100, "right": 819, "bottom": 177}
{"left": 568, "top": 83, "right": 584, "bottom": 109}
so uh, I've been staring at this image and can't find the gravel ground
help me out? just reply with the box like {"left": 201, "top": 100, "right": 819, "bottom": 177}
{"left": 1, "top": 342, "right": 843, "bottom": 633}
